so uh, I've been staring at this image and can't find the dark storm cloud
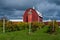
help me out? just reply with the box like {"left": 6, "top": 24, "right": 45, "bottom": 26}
{"left": 0, "top": 0, "right": 38, "bottom": 19}
{"left": 0, "top": 0, "right": 37, "bottom": 10}
{"left": 0, "top": 9, "right": 24, "bottom": 19}
{"left": 35, "top": 0, "right": 60, "bottom": 20}
{"left": 0, "top": 0, "right": 60, "bottom": 20}
{"left": 47, "top": 0, "right": 60, "bottom": 5}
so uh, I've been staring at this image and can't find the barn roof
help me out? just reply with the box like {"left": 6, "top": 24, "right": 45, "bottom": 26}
{"left": 33, "top": 6, "right": 43, "bottom": 17}
{"left": 36, "top": 10, "right": 43, "bottom": 17}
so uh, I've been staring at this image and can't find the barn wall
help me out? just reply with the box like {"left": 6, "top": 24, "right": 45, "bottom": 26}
{"left": 23, "top": 8, "right": 43, "bottom": 22}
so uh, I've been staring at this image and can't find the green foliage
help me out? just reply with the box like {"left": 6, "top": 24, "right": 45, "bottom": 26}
{"left": 0, "top": 21, "right": 3, "bottom": 27}
{"left": 47, "top": 20, "right": 59, "bottom": 34}
{"left": 0, "top": 19, "right": 59, "bottom": 34}
{"left": 31, "top": 22, "right": 38, "bottom": 32}
{"left": 16, "top": 22, "right": 28, "bottom": 30}
{"left": 5, "top": 21, "right": 14, "bottom": 32}
{"left": 5, "top": 22, "right": 28, "bottom": 32}
{"left": 30, "top": 22, "right": 45, "bottom": 32}
{"left": 0, "top": 19, "right": 51, "bottom": 33}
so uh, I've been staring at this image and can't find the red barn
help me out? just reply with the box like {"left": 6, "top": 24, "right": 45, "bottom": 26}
{"left": 23, "top": 8, "right": 43, "bottom": 22}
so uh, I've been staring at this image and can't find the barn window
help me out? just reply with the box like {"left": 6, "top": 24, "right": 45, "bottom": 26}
{"left": 28, "top": 12, "right": 32, "bottom": 14}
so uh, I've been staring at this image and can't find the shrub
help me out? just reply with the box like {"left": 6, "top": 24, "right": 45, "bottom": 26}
{"left": 47, "top": 20, "right": 59, "bottom": 34}
{"left": 5, "top": 21, "right": 14, "bottom": 32}
{"left": 30, "top": 22, "right": 45, "bottom": 32}
{"left": 5, "top": 22, "right": 29, "bottom": 32}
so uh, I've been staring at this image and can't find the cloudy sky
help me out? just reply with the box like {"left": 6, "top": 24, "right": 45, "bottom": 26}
{"left": 0, "top": 0, "right": 60, "bottom": 20}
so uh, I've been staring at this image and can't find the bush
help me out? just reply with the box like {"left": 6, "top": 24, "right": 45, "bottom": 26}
{"left": 30, "top": 22, "right": 45, "bottom": 32}
{"left": 16, "top": 22, "right": 26, "bottom": 30}
{"left": 46, "top": 20, "right": 59, "bottom": 34}
{"left": 5, "top": 22, "right": 28, "bottom": 32}
{"left": 5, "top": 21, "right": 14, "bottom": 32}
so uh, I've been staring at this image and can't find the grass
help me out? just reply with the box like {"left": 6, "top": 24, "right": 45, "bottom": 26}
{"left": 0, "top": 27, "right": 60, "bottom": 40}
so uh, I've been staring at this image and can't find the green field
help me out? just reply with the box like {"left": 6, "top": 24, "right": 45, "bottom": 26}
{"left": 0, "top": 27, "right": 60, "bottom": 40}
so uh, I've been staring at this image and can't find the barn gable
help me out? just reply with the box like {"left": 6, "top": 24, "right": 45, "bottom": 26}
{"left": 23, "top": 8, "right": 43, "bottom": 22}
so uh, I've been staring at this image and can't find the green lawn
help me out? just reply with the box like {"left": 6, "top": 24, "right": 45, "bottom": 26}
{"left": 0, "top": 27, "right": 60, "bottom": 40}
